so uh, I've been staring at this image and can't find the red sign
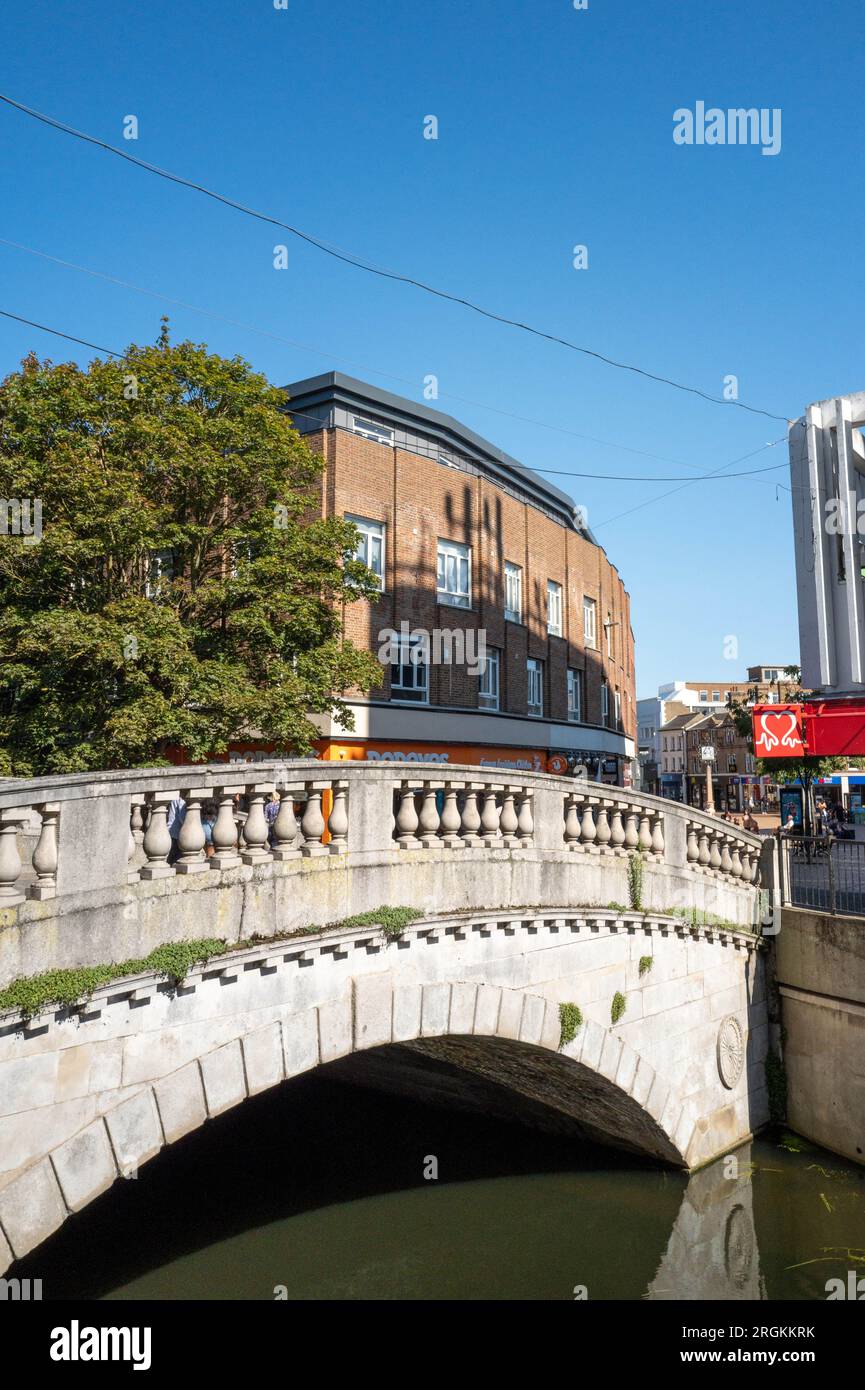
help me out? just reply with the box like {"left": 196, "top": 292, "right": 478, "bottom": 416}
{"left": 752, "top": 705, "right": 805, "bottom": 759}
{"left": 800, "top": 700, "right": 865, "bottom": 757}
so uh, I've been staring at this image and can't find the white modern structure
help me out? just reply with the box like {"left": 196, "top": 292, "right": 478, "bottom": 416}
{"left": 790, "top": 390, "right": 865, "bottom": 693}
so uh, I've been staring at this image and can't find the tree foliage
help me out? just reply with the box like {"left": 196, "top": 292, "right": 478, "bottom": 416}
{"left": 0, "top": 332, "right": 382, "bottom": 774}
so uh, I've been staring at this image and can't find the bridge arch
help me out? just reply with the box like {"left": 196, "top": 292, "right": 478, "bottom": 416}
{"left": 0, "top": 978, "right": 686, "bottom": 1269}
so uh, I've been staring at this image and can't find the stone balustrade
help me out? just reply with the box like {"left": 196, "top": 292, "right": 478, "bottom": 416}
{"left": 0, "top": 761, "right": 767, "bottom": 986}
{"left": 391, "top": 777, "right": 534, "bottom": 850}
{"left": 684, "top": 817, "right": 761, "bottom": 887}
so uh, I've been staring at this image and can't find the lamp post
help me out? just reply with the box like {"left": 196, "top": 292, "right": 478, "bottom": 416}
{"left": 701, "top": 743, "right": 716, "bottom": 813}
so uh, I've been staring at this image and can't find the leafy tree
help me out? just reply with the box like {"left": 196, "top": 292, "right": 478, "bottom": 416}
{"left": 0, "top": 331, "right": 382, "bottom": 775}
{"left": 726, "top": 664, "right": 845, "bottom": 834}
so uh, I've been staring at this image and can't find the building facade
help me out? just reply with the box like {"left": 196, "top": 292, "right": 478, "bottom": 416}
{"left": 265, "top": 373, "right": 636, "bottom": 781}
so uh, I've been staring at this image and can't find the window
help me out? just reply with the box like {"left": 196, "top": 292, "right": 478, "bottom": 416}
{"left": 699, "top": 690, "right": 708, "bottom": 702}
{"left": 583, "top": 596, "right": 597, "bottom": 647}
{"left": 351, "top": 414, "right": 394, "bottom": 446}
{"left": 712, "top": 690, "right": 720, "bottom": 703}
{"left": 478, "top": 647, "right": 500, "bottom": 711}
{"left": 436, "top": 538, "right": 471, "bottom": 608}
{"left": 547, "top": 580, "right": 563, "bottom": 636}
{"left": 527, "top": 659, "right": 543, "bottom": 717}
{"left": 390, "top": 634, "right": 428, "bottom": 703}
{"left": 606, "top": 618, "right": 613, "bottom": 658}
{"left": 727, "top": 756, "right": 738, "bottom": 773}
{"left": 504, "top": 562, "right": 522, "bottom": 622}
{"left": 601, "top": 681, "right": 609, "bottom": 723}
{"left": 346, "top": 515, "right": 385, "bottom": 591}
{"left": 146, "top": 549, "right": 174, "bottom": 598}
{"left": 567, "top": 669, "right": 582, "bottom": 722}
{"left": 614, "top": 690, "right": 621, "bottom": 727}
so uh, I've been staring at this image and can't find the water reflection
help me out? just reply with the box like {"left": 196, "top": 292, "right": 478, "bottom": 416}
{"left": 649, "top": 1145, "right": 764, "bottom": 1299}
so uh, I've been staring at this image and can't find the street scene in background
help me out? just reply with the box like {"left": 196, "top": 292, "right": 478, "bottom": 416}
{"left": 0, "top": 0, "right": 863, "bottom": 1360}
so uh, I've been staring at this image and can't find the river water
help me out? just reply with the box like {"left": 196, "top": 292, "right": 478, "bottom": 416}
{"left": 23, "top": 1071, "right": 865, "bottom": 1301}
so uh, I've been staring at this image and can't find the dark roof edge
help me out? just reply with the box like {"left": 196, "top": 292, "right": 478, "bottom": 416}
{"left": 281, "top": 371, "right": 600, "bottom": 545}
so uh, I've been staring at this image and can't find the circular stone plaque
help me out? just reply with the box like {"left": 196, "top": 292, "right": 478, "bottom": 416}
{"left": 717, "top": 1015, "right": 745, "bottom": 1089}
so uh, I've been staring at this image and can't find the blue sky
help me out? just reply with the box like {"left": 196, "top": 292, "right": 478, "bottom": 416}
{"left": 0, "top": 0, "right": 859, "bottom": 695}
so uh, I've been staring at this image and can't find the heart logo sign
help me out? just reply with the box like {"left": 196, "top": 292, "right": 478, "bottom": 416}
{"left": 753, "top": 706, "right": 804, "bottom": 759}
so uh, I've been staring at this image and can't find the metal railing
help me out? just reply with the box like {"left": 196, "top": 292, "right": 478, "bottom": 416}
{"left": 779, "top": 832, "right": 865, "bottom": 916}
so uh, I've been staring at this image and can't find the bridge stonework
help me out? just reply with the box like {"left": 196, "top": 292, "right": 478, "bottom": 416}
{"left": 0, "top": 762, "right": 770, "bottom": 1270}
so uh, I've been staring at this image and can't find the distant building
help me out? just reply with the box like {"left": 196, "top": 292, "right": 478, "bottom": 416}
{"left": 789, "top": 390, "right": 865, "bottom": 694}
{"left": 681, "top": 713, "right": 763, "bottom": 813}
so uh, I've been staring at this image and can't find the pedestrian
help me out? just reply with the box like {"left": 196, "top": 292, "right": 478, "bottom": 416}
{"left": 167, "top": 795, "right": 186, "bottom": 864}
{"left": 202, "top": 800, "right": 217, "bottom": 858}
{"left": 783, "top": 812, "right": 795, "bottom": 833}
{"left": 265, "top": 790, "right": 280, "bottom": 845}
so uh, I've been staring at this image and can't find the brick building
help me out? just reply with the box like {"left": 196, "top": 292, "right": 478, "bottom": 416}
{"left": 264, "top": 373, "right": 636, "bottom": 782}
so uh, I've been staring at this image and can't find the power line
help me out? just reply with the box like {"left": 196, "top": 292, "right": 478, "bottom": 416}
{"left": 0, "top": 234, "right": 779, "bottom": 479}
{"left": 0, "top": 92, "right": 792, "bottom": 424}
{"left": 0, "top": 305, "right": 790, "bottom": 485}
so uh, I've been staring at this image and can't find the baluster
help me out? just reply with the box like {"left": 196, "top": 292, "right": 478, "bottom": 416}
{"left": 140, "top": 795, "right": 175, "bottom": 879}
{"left": 418, "top": 782, "right": 442, "bottom": 847}
{"left": 395, "top": 783, "right": 421, "bottom": 849}
{"left": 327, "top": 781, "right": 349, "bottom": 853}
{"left": 709, "top": 831, "right": 723, "bottom": 873}
{"left": 0, "top": 812, "right": 26, "bottom": 905}
{"left": 480, "top": 786, "right": 502, "bottom": 847}
{"left": 624, "top": 807, "right": 640, "bottom": 852}
{"left": 31, "top": 802, "right": 60, "bottom": 899}
{"left": 127, "top": 797, "right": 146, "bottom": 881}
{"left": 440, "top": 782, "right": 463, "bottom": 848}
{"left": 651, "top": 811, "right": 665, "bottom": 858}
{"left": 609, "top": 803, "right": 626, "bottom": 855}
{"left": 731, "top": 840, "right": 743, "bottom": 879}
{"left": 500, "top": 787, "right": 519, "bottom": 848}
{"left": 564, "top": 793, "right": 581, "bottom": 849}
{"left": 210, "top": 787, "right": 243, "bottom": 870}
{"left": 272, "top": 786, "right": 301, "bottom": 860}
{"left": 242, "top": 784, "right": 274, "bottom": 864}
{"left": 176, "top": 787, "right": 209, "bottom": 874}
{"left": 580, "top": 799, "right": 597, "bottom": 852}
{"left": 638, "top": 810, "right": 653, "bottom": 854}
{"left": 697, "top": 827, "right": 711, "bottom": 871}
{"left": 460, "top": 784, "right": 483, "bottom": 847}
{"left": 686, "top": 822, "right": 699, "bottom": 865}
{"left": 595, "top": 802, "right": 612, "bottom": 853}
{"left": 720, "top": 834, "right": 733, "bottom": 875}
{"left": 300, "top": 782, "right": 328, "bottom": 857}
{"left": 517, "top": 788, "right": 534, "bottom": 847}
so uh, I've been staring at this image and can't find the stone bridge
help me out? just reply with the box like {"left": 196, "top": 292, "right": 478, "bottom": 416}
{"left": 0, "top": 761, "right": 771, "bottom": 1272}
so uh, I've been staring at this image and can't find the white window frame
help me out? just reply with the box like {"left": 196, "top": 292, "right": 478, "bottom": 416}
{"left": 527, "top": 658, "right": 543, "bottom": 718}
{"left": 478, "top": 647, "right": 500, "bottom": 711}
{"left": 547, "top": 580, "right": 563, "bottom": 637}
{"left": 614, "top": 690, "right": 621, "bottom": 726}
{"left": 346, "top": 514, "right": 385, "bottom": 591}
{"left": 351, "top": 414, "right": 394, "bottom": 446}
{"left": 390, "top": 634, "right": 429, "bottom": 704}
{"left": 699, "top": 690, "right": 708, "bottom": 702}
{"left": 437, "top": 538, "right": 471, "bottom": 609}
{"left": 712, "top": 690, "right": 721, "bottom": 703}
{"left": 567, "top": 668, "right": 582, "bottom": 723}
{"left": 504, "top": 562, "right": 522, "bottom": 623}
{"left": 583, "top": 596, "right": 597, "bottom": 647}
{"left": 601, "top": 681, "right": 609, "bottom": 723}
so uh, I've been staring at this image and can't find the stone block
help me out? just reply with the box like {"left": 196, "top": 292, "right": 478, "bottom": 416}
{"left": 539, "top": 999, "right": 562, "bottom": 1051}
{"left": 318, "top": 997, "right": 352, "bottom": 1064}
{"left": 282, "top": 1008, "right": 319, "bottom": 1077}
{"left": 0, "top": 1223, "right": 12, "bottom": 1276}
{"left": 0, "top": 1159, "right": 67, "bottom": 1260}
{"left": 579, "top": 1019, "right": 605, "bottom": 1071}
{"left": 392, "top": 984, "right": 422, "bottom": 1042}
{"left": 105, "top": 1088, "right": 163, "bottom": 1175}
{"left": 631, "top": 1058, "right": 655, "bottom": 1107}
{"left": 242, "top": 1022, "right": 285, "bottom": 1094}
{"left": 518, "top": 993, "right": 546, "bottom": 1046}
{"left": 200, "top": 1040, "right": 247, "bottom": 1116}
{"left": 353, "top": 974, "right": 393, "bottom": 1051}
{"left": 497, "top": 990, "right": 524, "bottom": 1040}
{"left": 154, "top": 1062, "right": 207, "bottom": 1143}
{"left": 421, "top": 983, "right": 451, "bottom": 1037}
{"left": 473, "top": 984, "right": 501, "bottom": 1036}
{"left": 449, "top": 982, "right": 477, "bottom": 1035}
{"left": 598, "top": 1032, "right": 623, "bottom": 1082}
{"left": 615, "top": 1042, "right": 639, "bottom": 1094}
{"left": 51, "top": 1119, "right": 117, "bottom": 1212}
